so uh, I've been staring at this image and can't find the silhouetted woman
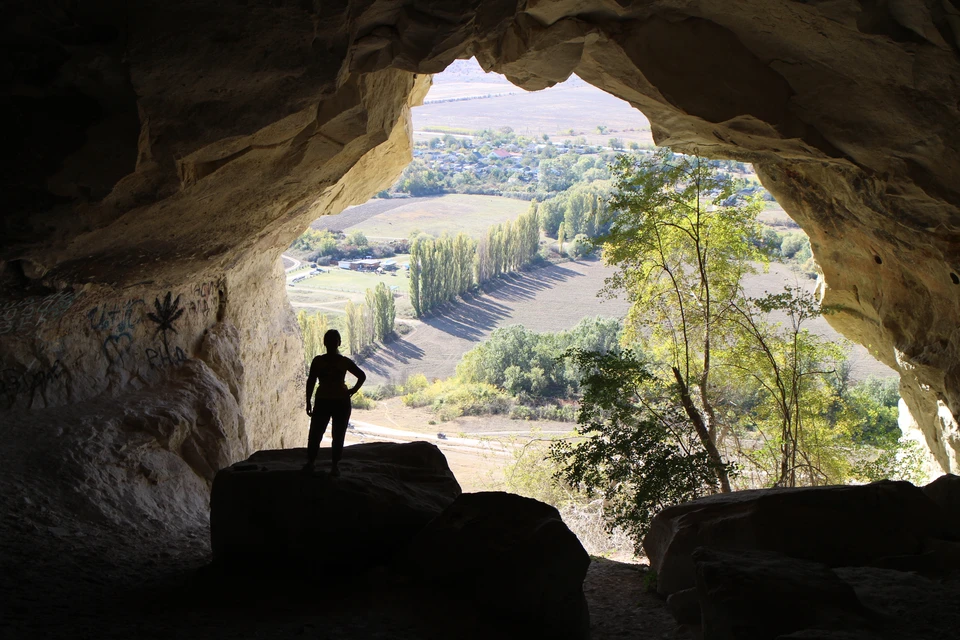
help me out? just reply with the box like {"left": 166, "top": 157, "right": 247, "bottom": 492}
{"left": 304, "top": 329, "right": 366, "bottom": 476}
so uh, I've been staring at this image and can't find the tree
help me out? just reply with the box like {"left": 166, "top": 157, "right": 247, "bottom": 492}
{"left": 409, "top": 237, "right": 423, "bottom": 317}
{"left": 550, "top": 348, "right": 724, "bottom": 550}
{"left": 600, "top": 150, "right": 765, "bottom": 492}
{"left": 726, "top": 287, "right": 848, "bottom": 487}
{"left": 297, "top": 310, "right": 329, "bottom": 366}
{"left": 347, "top": 230, "right": 368, "bottom": 248}
{"left": 344, "top": 300, "right": 364, "bottom": 354}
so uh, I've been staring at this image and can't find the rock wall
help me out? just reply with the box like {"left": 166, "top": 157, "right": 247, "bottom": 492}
{"left": 3, "top": 0, "right": 960, "bottom": 524}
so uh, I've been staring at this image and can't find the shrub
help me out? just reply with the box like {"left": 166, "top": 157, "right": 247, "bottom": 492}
{"left": 347, "top": 230, "right": 369, "bottom": 248}
{"left": 292, "top": 229, "right": 338, "bottom": 255}
{"left": 351, "top": 390, "right": 376, "bottom": 410}
{"left": 404, "top": 373, "right": 429, "bottom": 394}
{"left": 403, "top": 379, "right": 511, "bottom": 421}
{"left": 567, "top": 233, "right": 593, "bottom": 258}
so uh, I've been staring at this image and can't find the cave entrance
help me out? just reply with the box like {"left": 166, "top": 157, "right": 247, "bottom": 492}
{"left": 282, "top": 58, "right": 903, "bottom": 504}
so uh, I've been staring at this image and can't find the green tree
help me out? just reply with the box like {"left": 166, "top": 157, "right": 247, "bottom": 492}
{"left": 600, "top": 150, "right": 765, "bottom": 492}
{"left": 726, "top": 288, "right": 849, "bottom": 487}
{"left": 297, "top": 310, "right": 329, "bottom": 366}
{"left": 347, "top": 230, "right": 369, "bottom": 248}
{"left": 409, "top": 237, "right": 423, "bottom": 317}
{"left": 550, "top": 348, "right": 723, "bottom": 550}
{"left": 344, "top": 300, "right": 363, "bottom": 354}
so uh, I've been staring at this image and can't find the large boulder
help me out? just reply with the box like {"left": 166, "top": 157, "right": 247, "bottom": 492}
{"left": 398, "top": 491, "right": 591, "bottom": 640}
{"left": 210, "top": 441, "right": 461, "bottom": 570}
{"left": 922, "top": 474, "right": 960, "bottom": 539}
{"left": 692, "top": 549, "right": 872, "bottom": 640}
{"left": 644, "top": 481, "right": 948, "bottom": 595}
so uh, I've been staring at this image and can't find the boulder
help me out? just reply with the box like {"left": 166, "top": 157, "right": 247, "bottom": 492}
{"left": 644, "top": 482, "right": 947, "bottom": 595}
{"left": 398, "top": 491, "right": 591, "bottom": 640}
{"left": 693, "top": 549, "right": 872, "bottom": 640}
{"left": 210, "top": 441, "right": 461, "bottom": 570}
{"left": 922, "top": 474, "right": 960, "bottom": 539}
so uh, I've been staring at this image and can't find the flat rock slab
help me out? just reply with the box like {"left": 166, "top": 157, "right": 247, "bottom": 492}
{"left": 210, "top": 442, "right": 461, "bottom": 570}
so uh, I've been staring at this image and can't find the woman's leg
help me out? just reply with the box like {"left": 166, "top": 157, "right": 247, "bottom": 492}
{"left": 329, "top": 399, "right": 352, "bottom": 475}
{"left": 306, "top": 402, "right": 333, "bottom": 467}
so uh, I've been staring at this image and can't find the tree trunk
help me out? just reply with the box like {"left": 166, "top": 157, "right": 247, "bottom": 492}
{"left": 673, "top": 367, "right": 732, "bottom": 493}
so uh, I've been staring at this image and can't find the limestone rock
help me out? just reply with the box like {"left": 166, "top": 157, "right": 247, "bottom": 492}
{"left": 693, "top": 549, "right": 871, "bottom": 640}
{"left": 6, "top": 0, "right": 960, "bottom": 533}
{"left": 210, "top": 442, "right": 461, "bottom": 570}
{"left": 399, "top": 491, "right": 591, "bottom": 640}
{"left": 644, "top": 482, "right": 947, "bottom": 595}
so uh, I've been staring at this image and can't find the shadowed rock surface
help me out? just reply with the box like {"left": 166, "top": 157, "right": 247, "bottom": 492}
{"left": 645, "top": 482, "right": 960, "bottom": 639}
{"left": 4, "top": 2, "right": 960, "bottom": 535}
{"left": 399, "top": 491, "right": 591, "bottom": 640}
{"left": 5, "top": 1, "right": 960, "bottom": 637}
{"left": 211, "top": 442, "right": 461, "bottom": 570}
{"left": 645, "top": 480, "right": 950, "bottom": 595}
{"left": 691, "top": 549, "right": 960, "bottom": 640}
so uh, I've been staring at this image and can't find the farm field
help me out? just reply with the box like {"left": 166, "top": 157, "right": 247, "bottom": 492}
{"left": 413, "top": 59, "right": 652, "bottom": 143}
{"left": 291, "top": 194, "right": 538, "bottom": 317}
{"left": 288, "top": 193, "right": 894, "bottom": 381}
{"left": 415, "top": 84, "right": 653, "bottom": 145}
{"left": 286, "top": 262, "right": 411, "bottom": 317}
{"left": 341, "top": 194, "right": 530, "bottom": 240}
{"left": 359, "top": 259, "right": 630, "bottom": 385}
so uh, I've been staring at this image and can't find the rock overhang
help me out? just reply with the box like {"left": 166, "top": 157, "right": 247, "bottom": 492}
{"left": 3, "top": 1, "right": 960, "bottom": 523}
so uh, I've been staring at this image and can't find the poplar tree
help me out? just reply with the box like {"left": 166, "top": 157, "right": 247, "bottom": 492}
{"left": 409, "top": 237, "right": 423, "bottom": 317}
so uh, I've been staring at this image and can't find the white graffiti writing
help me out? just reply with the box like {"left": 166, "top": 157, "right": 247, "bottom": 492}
{"left": 0, "top": 291, "right": 77, "bottom": 336}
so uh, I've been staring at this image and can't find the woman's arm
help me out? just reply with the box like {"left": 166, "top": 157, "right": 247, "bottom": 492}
{"left": 305, "top": 357, "right": 319, "bottom": 415}
{"left": 346, "top": 359, "right": 366, "bottom": 396}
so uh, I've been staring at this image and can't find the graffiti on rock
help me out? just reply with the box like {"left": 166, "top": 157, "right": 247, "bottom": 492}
{"left": 188, "top": 280, "right": 219, "bottom": 315}
{"left": 145, "top": 345, "right": 187, "bottom": 369}
{"left": 0, "top": 291, "right": 77, "bottom": 336}
{"left": 146, "top": 292, "right": 186, "bottom": 368}
{"left": 0, "top": 359, "right": 65, "bottom": 408}
{"left": 87, "top": 298, "right": 145, "bottom": 362}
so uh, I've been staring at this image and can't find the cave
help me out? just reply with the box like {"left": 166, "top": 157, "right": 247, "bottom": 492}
{"left": 3, "top": 1, "right": 960, "bottom": 638}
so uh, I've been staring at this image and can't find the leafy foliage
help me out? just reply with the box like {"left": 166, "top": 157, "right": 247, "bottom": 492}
{"left": 456, "top": 316, "right": 622, "bottom": 398}
{"left": 600, "top": 149, "right": 765, "bottom": 491}
{"left": 550, "top": 349, "right": 723, "bottom": 550}
{"left": 402, "top": 378, "right": 512, "bottom": 421}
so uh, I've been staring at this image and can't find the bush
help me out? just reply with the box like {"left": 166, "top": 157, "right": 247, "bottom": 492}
{"left": 403, "top": 379, "right": 511, "bottom": 421}
{"left": 404, "top": 372, "right": 429, "bottom": 393}
{"left": 510, "top": 405, "right": 535, "bottom": 420}
{"left": 292, "top": 229, "right": 338, "bottom": 255}
{"left": 346, "top": 230, "right": 369, "bottom": 248}
{"left": 780, "top": 232, "right": 808, "bottom": 259}
{"left": 351, "top": 390, "right": 376, "bottom": 410}
{"left": 567, "top": 233, "right": 593, "bottom": 258}
{"left": 364, "top": 384, "right": 402, "bottom": 401}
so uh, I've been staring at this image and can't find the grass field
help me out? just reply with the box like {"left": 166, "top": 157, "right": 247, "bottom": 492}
{"left": 288, "top": 264, "right": 413, "bottom": 317}
{"left": 341, "top": 194, "right": 532, "bottom": 240}
{"left": 290, "top": 195, "right": 536, "bottom": 318}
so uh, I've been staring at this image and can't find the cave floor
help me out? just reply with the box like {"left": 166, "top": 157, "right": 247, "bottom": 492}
{"left": 2, "top": 514, "right": 680, "bottom": 640}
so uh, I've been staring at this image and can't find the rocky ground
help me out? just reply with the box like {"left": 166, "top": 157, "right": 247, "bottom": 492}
{"left": 1, "top": 517, "right": 679, "bottom": 640}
